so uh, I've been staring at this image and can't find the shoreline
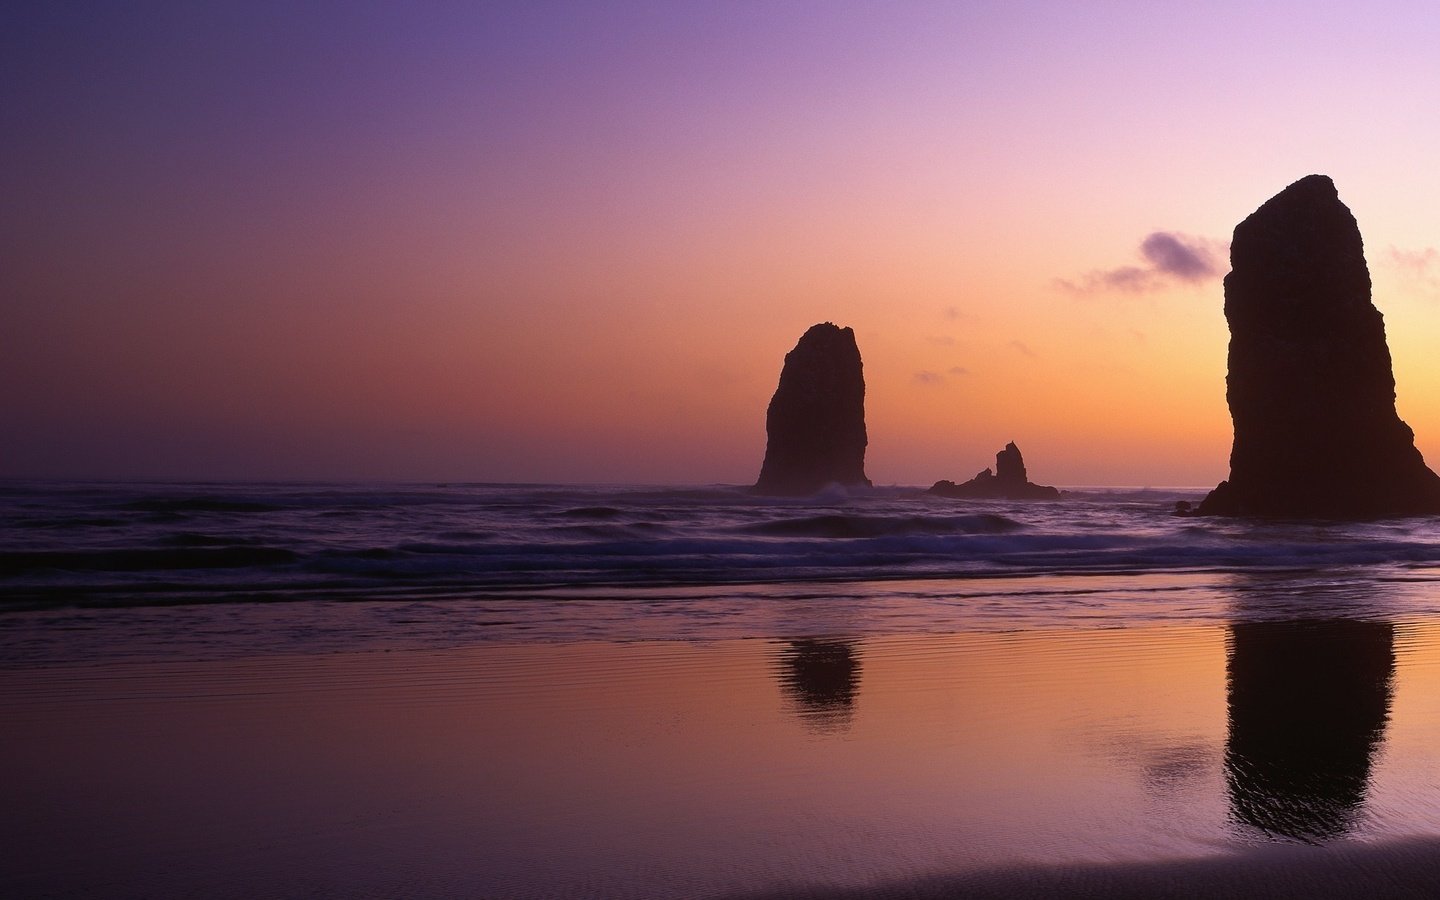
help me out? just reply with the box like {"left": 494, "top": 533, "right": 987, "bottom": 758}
{"left": 726, "top": 837, "right": 1440, "bottom": 899}
{"left": 5, "top": 568, "right": 1438, "bottom": 667}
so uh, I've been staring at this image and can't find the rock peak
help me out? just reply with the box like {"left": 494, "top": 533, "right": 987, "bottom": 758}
{"left": 929, "top": 442, "right": 1059, "bottom": 501}
{"left": 753, "top": 323, "right": 870, "bottom": 496}
{"left": 1276, "top": 172, "right": 1335, "bottom": 195}
{"left": 796, "top": 322, "right": 852, "bottom": 349}
{"left": 1199, "top": 176, "right": 1440, "bottom": 517}
{"left": 995, "top": 442, "right": 1027, "bottom": 483}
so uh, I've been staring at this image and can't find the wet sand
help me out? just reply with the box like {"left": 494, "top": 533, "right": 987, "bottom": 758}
{"left": 731, "top": 838, "right": 1440, "bottom": 899}
{"left": 7, "top": 612, "right": 1440, "bottom": 897}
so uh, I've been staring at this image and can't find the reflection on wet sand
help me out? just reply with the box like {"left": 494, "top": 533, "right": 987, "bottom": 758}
{"left": 18, "top": 618, "right": 1440, "bottom": 898}
{"left": 776, "top": 639, "right": 861, "bottom": 733}
{"left": 1226, "top": 618, "right": 1395, "bottom": 842}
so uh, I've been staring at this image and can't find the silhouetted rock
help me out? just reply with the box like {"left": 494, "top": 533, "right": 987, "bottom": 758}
{"left": 929, "top": 442, "right": 1060, "bottom": 500}
{"left": 753, "top": 323, "right": 870, "bottom": 495}
{"left": 994, "top": 442, "right": 1027, "bottom": 483}
{"left": 1199, "top": 174, "right": 1440, "bottom": 517}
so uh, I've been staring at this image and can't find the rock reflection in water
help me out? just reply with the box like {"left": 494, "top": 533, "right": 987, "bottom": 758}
{"left": 777, "top": 639, "right": 861, "bottom": 733}
{"left": 1226, "top": 619, "right": 1394, "bottom": 842}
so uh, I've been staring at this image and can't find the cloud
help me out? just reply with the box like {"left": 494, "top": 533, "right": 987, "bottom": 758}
{"left": 914, "top": 367, "right": 972, "bottom": 385}
{"left": 1139, "top": 232, "right": 1218, "bottom": 282}
{"left": 1387, "top": 246, "right": 1440, "bottom": 300}
{"left": 1079, "top": 266, "right": 1161, "bottom": 292}
{"left": 1008, "top": 340, "right": 1037, "bottom": 358}
{"left": 926, "top": 335, "right": 956, "bottom": 346}
{"left": 1391, "top": 246, "right": 1438, "bottom": 271}
{"left": 1058, "top": 232, "right": 1226, "bottom": 295}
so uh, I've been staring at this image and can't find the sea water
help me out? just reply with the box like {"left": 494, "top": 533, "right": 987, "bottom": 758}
{"left": 7, "top": 482, "right": 1440, "bottom": 897}
{"left": 7, "top": 480, "right": 1440, "bottom": 624}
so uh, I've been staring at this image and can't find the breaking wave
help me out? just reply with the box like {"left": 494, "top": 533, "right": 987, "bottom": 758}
{"left": 6, "top": 481, "right": 1440, "bottom": 609}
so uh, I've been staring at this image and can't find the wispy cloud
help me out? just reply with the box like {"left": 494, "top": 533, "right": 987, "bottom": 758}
{"left": 1387, "top": 246, "right": 1440, "bottom": 300}
{"left": 1391, "top": 247, "right": 1438, "bottom": 271}
{"left": 913, "top": 366, "right": 971, "bottom": 385}
{"left": 1057, "top": 232, "right": 1226, "bottom": 295}
{"left": 1009, "top": 340, "right": 1037, "bottom": 358}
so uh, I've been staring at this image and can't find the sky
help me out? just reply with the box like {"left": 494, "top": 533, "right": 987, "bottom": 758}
{"left": 5, "top": 1, "right": 1440, "bottom": 486}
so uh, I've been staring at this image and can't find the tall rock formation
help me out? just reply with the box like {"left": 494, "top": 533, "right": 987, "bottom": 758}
{"left": 929, "top": 442, "right": 1060, "bottom": 500}
{"left": 1199, "top": 174, "right": 1440, "bottom": 517}
{"left": 753, "top": 323, "right": 870, "bottom": 495}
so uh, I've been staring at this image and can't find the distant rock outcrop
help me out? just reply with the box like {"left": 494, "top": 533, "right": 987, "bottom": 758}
{"left": 753, "top": 323, "right": 870, "bottom": 495}
{"left": 1198, "top": 174, "right": 1440, "bottom": 517}
{"left": 929, "top": 442, "right": 1060, "bottom": 500}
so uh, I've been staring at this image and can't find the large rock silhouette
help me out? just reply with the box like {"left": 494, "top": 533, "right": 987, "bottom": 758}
{"left": 929, "top": 442, "right": 1059, "bottom": 500}
{"left": 753, "top": 323, "right": 871, "bottom": 495}
{"left": 1199, "top": 174, "right": 1440, "bottom": 517}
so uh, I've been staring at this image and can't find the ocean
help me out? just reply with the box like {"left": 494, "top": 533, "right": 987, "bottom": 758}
{"left": 8, "top": 481, "right": 1440, "bottom": 897}
{"left": 10, "top": 481, "right": 1440, "bottom": 635}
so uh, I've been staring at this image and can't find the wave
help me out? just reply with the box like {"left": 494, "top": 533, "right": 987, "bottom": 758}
{"left": 13, "top": 516, "right": 126, "bottom": 529}
{"left": 0, "top": 546, "right": 298, "bottom": 574}
{"left": 299, "top": 530, "right": 1440, "bottom": 589}
{"left": 7, "top": 482, "right": 1440, "bottom": 609}
{"left": 738, "top": 513, "right": 1023, "bottom": 538}
{"left": 118, "top": 497, "right": 286, "bottom": 514}
{"left": 556, "top": 506, "right": 625, "bottom": 519}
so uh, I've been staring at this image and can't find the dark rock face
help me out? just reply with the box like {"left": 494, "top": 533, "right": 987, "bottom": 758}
{"left": 929, "top": 442, "right": 1060, "bottom": 500}
{"left": 1199, "top": 174, "right": 1440, "bottom": 517}
{"left": 753, "top": 323, "right": 870, "bottom": 495}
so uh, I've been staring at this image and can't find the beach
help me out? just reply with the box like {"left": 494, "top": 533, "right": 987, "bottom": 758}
{"left": 8, "top": 609, "right": 1440, "bottom": 897}
{"left": 7, "top": 482, "right": 1440, "bottom": 896}
{"left": 8, "top": 486, "right": 1440, "bottom": 892}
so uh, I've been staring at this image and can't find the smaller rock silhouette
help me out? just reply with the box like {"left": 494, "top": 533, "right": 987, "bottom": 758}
{"left": 753, "top": 323, "right": 870, "bottom": 495}
{"left": 930, "top": 442, "right": 1060, "bottom": 500}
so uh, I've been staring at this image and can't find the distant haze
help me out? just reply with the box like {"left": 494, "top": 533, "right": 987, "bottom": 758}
{"left": 6, "top": 3, "right": 1440, "bottom": 486}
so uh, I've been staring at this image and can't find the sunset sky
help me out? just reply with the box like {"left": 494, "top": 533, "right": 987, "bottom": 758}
{"left": 6, "top": 1, "right": 1440, "bottom": 486}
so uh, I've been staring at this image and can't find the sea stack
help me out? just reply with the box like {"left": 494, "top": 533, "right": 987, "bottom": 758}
{"left": 753, "top": 323, "right": 870, "bottom": 495}
{"left": 929, "top": 442, "right": 1060, "bottom": 500}
{"left": 1199, "top": 174, "right": 1440, "bottom": 517}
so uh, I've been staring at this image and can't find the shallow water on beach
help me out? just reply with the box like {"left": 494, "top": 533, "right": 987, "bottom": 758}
{"left": 9, "top": 599, "right": 1440, "bottom": 898}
